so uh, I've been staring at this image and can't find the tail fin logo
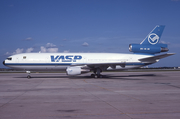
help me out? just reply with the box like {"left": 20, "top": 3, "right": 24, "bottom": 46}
{"left": 148, "top": 33, "right": 159, "bottom": 45}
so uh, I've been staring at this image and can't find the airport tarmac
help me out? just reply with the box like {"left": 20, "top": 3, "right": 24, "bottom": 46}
{"left": 0, "top": 71, "right": 180, "bottom": 119}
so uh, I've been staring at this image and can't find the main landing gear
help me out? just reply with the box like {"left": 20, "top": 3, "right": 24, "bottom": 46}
{"left": 26, "top": 71, "right": 31, "bottom": 79}
{"left": 91, "top": 68, "right": 103, "bottom": 78}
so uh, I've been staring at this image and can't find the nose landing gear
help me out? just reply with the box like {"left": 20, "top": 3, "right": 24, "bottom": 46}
{"left": 26, "top": 71, "right": 31, "bottom": 79}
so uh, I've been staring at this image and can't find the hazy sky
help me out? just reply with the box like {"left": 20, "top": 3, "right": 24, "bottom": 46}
{"left": 1, "top": 0, "right": 180, "bottom": 68}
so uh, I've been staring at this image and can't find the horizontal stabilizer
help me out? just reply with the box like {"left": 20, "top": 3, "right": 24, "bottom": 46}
{"left": 139, "top": 53, "right": 175, "bottom": 62}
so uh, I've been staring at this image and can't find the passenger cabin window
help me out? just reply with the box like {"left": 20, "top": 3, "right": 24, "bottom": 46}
{"left": 7, "top": 57, "right": 12, "bottom": 60}
{"left": 23, "top": 56, "right": 26, "bottom": 59}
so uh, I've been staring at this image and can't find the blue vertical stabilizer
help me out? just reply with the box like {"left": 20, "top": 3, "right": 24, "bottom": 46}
{"left": 140, "top": 25, "right": 165, "bottom": 45}
{"left": 129, "top": 25, "right": 168, "bottom": 54}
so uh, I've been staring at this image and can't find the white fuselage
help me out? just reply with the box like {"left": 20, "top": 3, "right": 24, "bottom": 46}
{"left": 4, "top": 53, "right": 153, "bottom": 71}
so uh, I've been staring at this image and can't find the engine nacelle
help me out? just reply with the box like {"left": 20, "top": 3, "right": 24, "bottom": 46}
{"left": 66, "top": 66, "right": 90, "bottom": 75}
{"left": 129, "top": 44, "right": 168, "bottom": 54}
{"left": 66, "top": 67, "right": 81, "bottom": 75}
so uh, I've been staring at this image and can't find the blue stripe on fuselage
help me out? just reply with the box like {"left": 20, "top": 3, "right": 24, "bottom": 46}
{"left": 4, "top": 63, "right": 72, "bottom": 66}
{"left": 4, "top": 62, "right": 151, "bottom": 66}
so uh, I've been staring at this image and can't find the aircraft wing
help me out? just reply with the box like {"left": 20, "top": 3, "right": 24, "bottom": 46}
{"left": 76, "top": 62, "right": 126, "bottom": 70}
{"left": 138, "top": 53, "right": 175, "bottom": 62}
{"left": 87, "top": 62, "right": 125, "bottom": 68}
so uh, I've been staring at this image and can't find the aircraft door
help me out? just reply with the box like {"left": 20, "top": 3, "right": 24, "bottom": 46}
{"left": 83, "top": 56, "right": 87, "bottom": 64}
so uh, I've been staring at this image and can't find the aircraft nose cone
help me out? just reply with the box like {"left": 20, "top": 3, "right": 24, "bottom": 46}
{"left": 3, "top": 61, "right": 5, "bottom": 65}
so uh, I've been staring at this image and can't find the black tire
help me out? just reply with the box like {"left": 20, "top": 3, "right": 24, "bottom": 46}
{"left": 91, "top": 74, "right": 95, "bottom": 78}
{"left": 27, "top": 75, "right": 31, "bottom": 79}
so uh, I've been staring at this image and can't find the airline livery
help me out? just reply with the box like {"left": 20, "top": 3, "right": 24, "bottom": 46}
{"left": 3, "top": 25, "right": 175, "bottom": 78}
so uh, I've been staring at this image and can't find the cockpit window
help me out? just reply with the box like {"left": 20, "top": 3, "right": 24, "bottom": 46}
{"left": 23, "top": 56, "right": 26, "bottom": 59}
{"left": 7, "top": 57, "right": 12, "bottom": 60}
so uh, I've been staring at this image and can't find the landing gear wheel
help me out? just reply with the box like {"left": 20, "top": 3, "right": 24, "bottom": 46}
{"left": 91, "top": 74, "right": 95, "bottom": 78}
{"left": 27, "top": 75, "right": 31, "bottom": 79}
{"left": 95, "top": 68, "right": 102, "bottom": 78}
{"left": 96, "top": 74, "right": 103, "bottom": 78}
{"left": 91, "top": 68, "right": 103, "bottom": 78}
{"left": 26, "top": 71, "right": 31, "bottom": 79}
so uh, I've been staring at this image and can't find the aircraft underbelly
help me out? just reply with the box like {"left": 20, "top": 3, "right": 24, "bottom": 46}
{"left": 7, "top": 65, "right": 67, "bottom": 71}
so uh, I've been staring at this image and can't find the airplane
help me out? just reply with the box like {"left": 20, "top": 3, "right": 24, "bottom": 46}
{"left": 3, "top": 25, "right": 175, "bottom": 78}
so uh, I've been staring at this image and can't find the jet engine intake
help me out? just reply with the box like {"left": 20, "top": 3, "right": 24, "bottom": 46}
{"left": 66, "top": 66, "right": 90, "bottom": 75}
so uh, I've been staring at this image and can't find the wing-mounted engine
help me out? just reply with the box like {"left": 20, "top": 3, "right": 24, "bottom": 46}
{"left": 66, "top": 66, "right": 90, "bottom": 75}
{"left": 129, "top": 44, "right": 168, "bottom": 54}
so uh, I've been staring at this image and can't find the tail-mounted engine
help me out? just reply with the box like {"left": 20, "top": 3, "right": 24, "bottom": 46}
{"left": 129, "top": 44, "right": 169, "bottom": 54}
